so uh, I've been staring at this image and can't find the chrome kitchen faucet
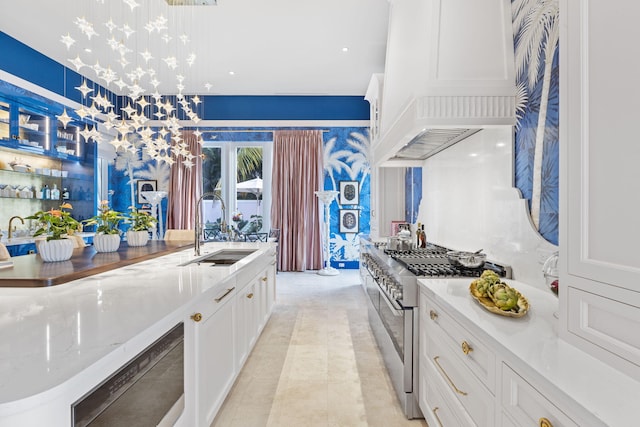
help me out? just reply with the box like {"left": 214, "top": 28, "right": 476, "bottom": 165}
{"left": 194, "top": 192, "right": 226, "bottom": 256}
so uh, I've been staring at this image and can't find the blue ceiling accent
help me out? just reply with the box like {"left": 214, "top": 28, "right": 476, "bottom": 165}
{"left": 0, "top": 32, "right": 65, "bottom": 97}
{"left": 0, "top": 31, "right": 370, "bottom": 121}
{"left": 201, "top": 95, "right": 370, "bottom": 121}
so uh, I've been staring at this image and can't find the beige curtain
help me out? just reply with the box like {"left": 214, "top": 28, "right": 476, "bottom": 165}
{"left": 167, "top": 131, "right": 202, "bottom": 230}
{"left": 271, "top": 130, "right": 324, "bottom": 271}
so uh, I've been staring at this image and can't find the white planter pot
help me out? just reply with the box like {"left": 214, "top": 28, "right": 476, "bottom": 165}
{"left": 93, "top": 233, "right": 121, "bottom": 253}
{"left": 36, "top": 238, "right": 74, "bottom": 262}
{"left": 126, "top": 230, "right": 149, "bottom": 247}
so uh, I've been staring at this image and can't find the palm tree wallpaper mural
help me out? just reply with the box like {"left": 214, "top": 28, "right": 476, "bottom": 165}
{"left": 322, "top": 128, "right": 371, "bottom": 269}
{"left": 110, "top": 139, "right": 171, "bottom": 226}
{"left": 512, "top": 0, "right": 560, "bottom": 245}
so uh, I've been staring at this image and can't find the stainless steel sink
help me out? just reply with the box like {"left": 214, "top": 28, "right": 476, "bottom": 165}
{"left": 179, "top": 249, "right": 257, "bottom": 267}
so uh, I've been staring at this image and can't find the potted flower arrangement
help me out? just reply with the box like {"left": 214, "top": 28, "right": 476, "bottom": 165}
{"left": 26, "top": 202, "right": 80, "bottom": 262}
{"left": 84, "top": 200, "right": 125, "bottom": 253}
{"left": 125, "top": 207, "right": 157, "bottom": 247}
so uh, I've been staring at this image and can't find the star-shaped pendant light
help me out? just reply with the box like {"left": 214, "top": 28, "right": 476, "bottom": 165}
{"left": 75, "top": 80, "right": 93, "bottom": 98}
{"left": 57, "top": 108, "right": 73, "bottom": 129}
{"left": 60, "top": 33, "right": 75, "bottom": 50}
{"left": 62, "top": 1, "right": 206, "bottom": 166}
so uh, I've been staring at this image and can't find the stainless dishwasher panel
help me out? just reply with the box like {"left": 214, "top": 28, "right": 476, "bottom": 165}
{"left": 72, "top": 323, "right": 184, "bottom": 427}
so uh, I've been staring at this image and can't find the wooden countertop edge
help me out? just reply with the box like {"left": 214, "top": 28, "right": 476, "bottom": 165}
{"left": 0, "top": 240, "right": 194, "bottom": 288}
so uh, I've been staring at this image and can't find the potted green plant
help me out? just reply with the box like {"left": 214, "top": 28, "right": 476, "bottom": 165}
{"left": 125, "top": 207, "right": 157, "bottom": 247}
{"left": 26, "top": 202, "right": 81, "bottom": 262}
{"left": 84, "top": 200, "right": 125, "bottom": 253}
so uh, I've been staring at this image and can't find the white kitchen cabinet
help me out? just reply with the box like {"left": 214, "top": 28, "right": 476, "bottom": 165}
{"left": 257, "top": 263, "right": 276, "bottom": 330}
{"left": 236, "top": 280, "right": 259, "bottom": 369}
{"left": 417, "top": 285, "right": 599, "bottom": 427}
{"left": 501, "top": 364, "right": 578, "bottom": 427}
{"left": 235, "top": 256, "right": 276, "bottom": 370}
{"left": 368, "top": 166, "right": 405, "bottom": 239}
{"left": 420, "top": 296, "right": 495, "bottom": 427}
{"left": 190, "top": 283, "right": 237, "bottom": 427}
{"left": 189, "top": 248, "right": 277, "bottom": 426}
{"left": 560, "top": 0, "right": 640, "bottom": 380}
{"left": 419, "top": 359, "right": 468, "bottom": 427}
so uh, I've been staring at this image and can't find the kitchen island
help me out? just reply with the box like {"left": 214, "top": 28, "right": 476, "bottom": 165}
{"left": 0, "top": 241, "right": 277, "bottom": 426}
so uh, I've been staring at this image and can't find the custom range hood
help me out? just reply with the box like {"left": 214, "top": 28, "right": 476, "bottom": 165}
{"left": 370, "top": 0, "right": 517, "bottom": 166}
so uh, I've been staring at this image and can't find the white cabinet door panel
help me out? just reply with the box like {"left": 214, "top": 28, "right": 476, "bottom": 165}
{"left": 194, "top": 299, "right": 236, "bottom": 427}
{"left": 501, "top": 363, "right": 578, "bottom": 427}
{"left": 567, "top": 286, "right": 640, "bottom": 368}
{"left": 561, "top": 0, "right": 640, "bottom": 379}
{"left": 563, "top": 0, "right": 640, "bottom": 289}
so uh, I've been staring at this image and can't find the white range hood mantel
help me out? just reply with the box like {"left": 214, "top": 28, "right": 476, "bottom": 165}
{"left": 373, "top": 0, "right": 517, "bottom": 167}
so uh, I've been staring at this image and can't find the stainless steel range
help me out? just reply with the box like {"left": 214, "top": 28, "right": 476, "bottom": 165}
{"left": 359, "top": 236, "right": 510, "bottom": 419}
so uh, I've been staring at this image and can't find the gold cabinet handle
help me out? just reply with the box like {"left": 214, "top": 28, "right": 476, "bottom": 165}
{"left": 539, "top": 418, "right": 553, "bottom": 427}
{"left": 433, "top": 356, "right": 467, "bottom": 396}
{"left": 214, "top": 287, "right": 235, "bottom": 303}
{"left": 432, "top": 407, "right": 444, "bottom": 427}
{"left": 191, "top": 313, "right": 202, "bottom": 322}
{"left": 461, "top": 341, "right": 473, "bottom": 355}
{"left": 247, "top": 292, "right": 254, "bottom": 299}
{"left": 261, "top": 276, "right": 267, "bottom": 282}
{"left": 430, "top": 310, "right": 438, "bottom": 320}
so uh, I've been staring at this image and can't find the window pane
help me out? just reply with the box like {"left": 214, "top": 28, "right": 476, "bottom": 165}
{"left": 201, "top": 147, "right": 223, "bottom": 229}
{"left": 235, "top": 146, "right": 263, "bottom": 233}
{"left": 202, "top": 147, "right": 221, "bottom": 194}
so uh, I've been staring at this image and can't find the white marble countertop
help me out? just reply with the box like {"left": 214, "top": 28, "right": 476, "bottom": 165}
{"left": 0, "top": 241, "right": 272, "bottom": 415}
{"left": 418, "top": 277, "right": 640, "bottom": 427}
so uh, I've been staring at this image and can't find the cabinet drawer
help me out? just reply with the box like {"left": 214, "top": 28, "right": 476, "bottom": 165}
{"left": 420, "top": 360, "right": 470, "bottom": 427}
{"left": 501, "top": 364, "right": 579, "bottom": 427}
{"left": 426, "top": 329, "right": 495, "bottom": 426}
{"left": 422, "top": 297, "right": 496, "bottom": 391}
{"left": 192, "top": 279, "right": 237, "bottom": 321}
{"left": 567, "top": 286, "right": 640, "bottom": 368}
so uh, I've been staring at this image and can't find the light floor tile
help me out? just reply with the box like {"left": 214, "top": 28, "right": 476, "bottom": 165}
{"left": 210, "top": 270, "right": 427, "bottom": 427}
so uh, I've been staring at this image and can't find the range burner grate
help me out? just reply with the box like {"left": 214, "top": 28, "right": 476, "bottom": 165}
{"left": 385, "top": 245, "right": 510, "bottom": 278}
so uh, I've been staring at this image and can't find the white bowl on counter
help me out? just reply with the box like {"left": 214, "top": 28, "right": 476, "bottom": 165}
{"left": 11, "top": 164, "right": 29, "bottom": 173}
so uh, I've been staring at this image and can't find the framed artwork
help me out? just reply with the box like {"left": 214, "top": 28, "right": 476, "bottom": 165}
{"left": 339, "top": 209, "right": 359, "bottom": 233}
{"left": 339, "top": 180, "right": 359, "bottom": 205}
{"left": 391, "top": 221, "right": 411, "bottom": 236}
{"left": 136, "top": 180, "right": 157, "bottom": 204}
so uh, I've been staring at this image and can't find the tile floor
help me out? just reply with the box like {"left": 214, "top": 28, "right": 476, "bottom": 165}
{"left": 211, "top": 270, "right": 428, "bottom": 427}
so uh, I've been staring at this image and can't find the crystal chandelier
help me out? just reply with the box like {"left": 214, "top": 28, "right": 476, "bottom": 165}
{"left": 56, "top": 0, "right": 210, "bottom": 167}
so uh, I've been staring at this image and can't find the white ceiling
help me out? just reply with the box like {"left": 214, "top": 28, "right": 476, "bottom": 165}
{"left": 0, "top": 0, "right": 389, "bottom": 97}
